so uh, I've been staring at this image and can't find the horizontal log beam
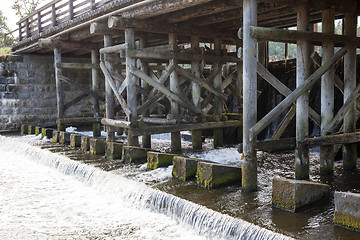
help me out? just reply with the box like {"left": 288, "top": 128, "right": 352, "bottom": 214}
{"left": 64, "top": 93, "right": 89, "bottom": 110}
{"left": 131, "top": 120, "right": 242, "bottom": 137}
{"left": 38, "top": 38, "right": 100, "bottom": 50}
{"left": 99, "top": 43, "right": 128, "bottom": 54}
{"left": 250, "top": 47, "right": 347, "bottom": 141}
{"left": 101, "top": 118, "right": 132, "bottom": 129}
{"left": 302, "top": 132, "right": 360, "bottom": 147}
{"left": 56, "top": 117, "right": 102, "bottom": 125}
{"left": 56, "top": 63, "right": 98, "bottom": 69}
{"left": 141, "top": 117, "right": 177, "bottom": 125}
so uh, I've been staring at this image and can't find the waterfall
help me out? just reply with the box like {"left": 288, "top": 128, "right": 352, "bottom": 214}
{"left": 0, "top": 136, "right": 292, "bottom": 240}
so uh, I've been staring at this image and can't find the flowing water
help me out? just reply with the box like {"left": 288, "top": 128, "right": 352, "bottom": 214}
{"left": 0, "top": 135, "right": 291, "bottom": 240}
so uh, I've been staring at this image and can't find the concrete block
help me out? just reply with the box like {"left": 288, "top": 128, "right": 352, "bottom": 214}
{"left": 172, "top": 156, "right": 199, "bottom": 181}
{"left": 41, "top": 128, "right": 53, "bottom": 139}
{"left": 81, "top": 136, "right": 90, "bottom": 152}
{"left": 272, "top": 178, "right": 330, "bottom": 212}
{"left": 90, "top": 138, "right": 106, "bottom": 155}
{"left": 196, "top": 162, "right": 241, "bottom": 189}
{"left": 121, "top": 146, "right": 150, "bottom": 164}
{"left": 20, "top": 124, "right": 28, "bottom": 135}
{"left": 334, "top": 191, "right": 360, "bottom": 231}
{"left": 105, "top": 142, "right": 123, "bottom": 160}
{"left": 28, "top": 125, "right": 35, "bottom": 135}
{"left": 35, "top": 126, "right": 42, "bottom": 136}
{"left": 52, "top": 130, "right": 60, "bottom": 143}
{"left": 70, "top": 134, "right": 82, "bottom": 148}
{"left": 147, "top": 152, "right": 178, "bottom": 170}
{"left": 59, "top": 131, "right": 70, "bottom": 144}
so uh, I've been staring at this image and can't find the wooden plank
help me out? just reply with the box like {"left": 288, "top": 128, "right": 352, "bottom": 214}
{"left": 271, "top": 105, "right": 296, "bottom": 140}
{"left": 131, "top": 120, "right": 242, "bottom": 137}
{"left": 141, "top": 117, "right": 177, "bottom": 125}
{"left": 256, "top": 137, "right": 296, "bottom": 152}
{"left": 130, "top": 67, "right": 202, "bottom": 115}
{"left": 56, "top": 62, "right": 98, "bottom": 69}
{"left": 101, "top": 118, "right": 132, "bottom": 129}
{"left": 99, "top": 43, "right": 128, "bottom": 54}
{"left": 54, "top": 47, "right": 64, "bottom": 131}
{"left": 57, "top": 117, "right": 102, "bottom": 125}
{"left": 64, "top": 93, "right": 89, "bottom": 110}
{"left": 303, "top": 132, "right": 360, "bottom": 147}
{"left": 175, "top": 66, "right": 228, "bottom": 101}
{"left": 250, "top": 47, "right": 347, "bottom": 141}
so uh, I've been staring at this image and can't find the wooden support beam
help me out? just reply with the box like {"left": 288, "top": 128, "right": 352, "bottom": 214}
{"left": 99, "top": 43, "right": 128, "bottom": 54}
{"left": 64, "top": 93, "right": 89, "bottom": 110}
{"left": 303, "top": 132, "right": 360, "bottom": 147}
{"left": 131, "top": 120, "right": 242, "bottom": 137}
{"left": 137, "top": 92, "right": 164, "bottom": 113}
{"left": 90, "top": 22, "right": 118, "bottom": 35}
{"left": 57, "top": 117, "right": 102, "bottom": 125}
{"left": 250, "top": 47, "right": 347, "bottom": 142}
{"left": 101, "top": 118, "right": 132, "bottom": 129}
{"left": 175, "top": 66, "right": 228, "bottom": 101}
{"left": 141, "top": 117, "right": 177, "bottom": 125}
{"left": 130, "top": 67, "right": 202, "bottom": 115}
{"left": 242, "top": 0, "right": 258, "bottom": 192}
{"left": 39, "top": 39, "right": 100, "bottom": 50}
{"left": 58, "top": 74, "right": 105, "bottom": 102}
{"left": 91, "top": 49, "right": 101, "bottom": 137}
{"left": 54, "top": 48, "right": 65, "bottom": 131}
{"left": 271, "top": 105, "right": 296, "bottom": 140}
{"left": 56, "top": 63, "right": 98, "bottom": 69}
{"left": 257, "top": 62, "right": 320, "bottom": 126}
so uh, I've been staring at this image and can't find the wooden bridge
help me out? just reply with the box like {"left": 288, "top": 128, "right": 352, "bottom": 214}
{"left": 11, "top": 0, "right": 360, "bottom": 191}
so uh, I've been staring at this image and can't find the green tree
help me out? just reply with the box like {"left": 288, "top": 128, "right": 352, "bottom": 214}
{"left": 12, "top": 0, "right": 44, "bottom": 18}
{"left": 0, "top": 10, "right": 9, "bottom": 33}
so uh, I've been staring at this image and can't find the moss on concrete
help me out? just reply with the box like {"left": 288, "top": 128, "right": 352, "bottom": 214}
{"left": 172, "top": 156, "right": 199, "bottom": 181}
{"left": 59, "top": 131, "right": 70, "bottom": 145}
{"left": 21, "top": 124, "right": 29, "bottom": 135}
{"left": 90, "top": 138, "right": 106, "bottom": 155}
{"left": 81, "top": 136, "right": 90, "bottom": 151}
{"left": 35, "top": 127, "right": 42, "bottom": 136}
{"left": 334, "top": 211, "right": 360, "bottom": 231}
{"left": 121, "top": 146, "right": 151, "bottom": 164}
{"left": 41, "top": 128, "right": 53, "bottom": 139}
{"left": 28, "top": 125, "right": 35, "bottom": 135}
{"left": 147, "top": 152, "right": 178, "bottom": 170}
{"left": 70, "top": 134, "right": 81, "bottom": 148}
{"left": 52, "top": 131, "right": 60, "bottom": 143}
{"left": 105, "top": 142, "right": 123, "bottom": 160}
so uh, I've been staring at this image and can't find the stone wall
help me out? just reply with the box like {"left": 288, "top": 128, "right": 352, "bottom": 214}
{"left": 0, "top": 54, "right": 104, "bottom": 130}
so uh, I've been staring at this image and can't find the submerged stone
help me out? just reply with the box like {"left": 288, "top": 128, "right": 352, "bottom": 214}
{"left": 70, "top": 134, "right": 82, "bottom": 148}
{"left": 121, "top": 146, "right": 151, "bottom": 164}
{"left": 28, "top": 125, "right": 35, "bottom": 135}
{"left": 21, "top": 124, "right": 29, "bottom": 135}
{"left": 59, "top": 131, "right": 70, "bottom": 145}
{"left": 90, "top": 138, "right": 106, "bottom": 155}
{"left": 41, "top": 128, "right": 53, "bottom": 139}
{"left": 81, "top": 136, "right": 90, "bottom": 151}
{"left": 172, "top": 156, "right": 199, "bottom": 181}
{"left": 52, "top": 130, "right": 60, "bottom": 143}
{"left": 334, "top": 191, "right": 360, "bottom": 231}
{"left": 105, "top": 142, "right": 123, "bottom": 160}
{"left": 196, "top": 161, "right": 241, "bottom": 189}
{"left": 35, "top": 127, "right": 42, "bottom": 136}
{"left": 147, "top": 152, "right": 178, "bottom": 170}
{"left": 272, "top": 177, "right": 330, "bottom": 213}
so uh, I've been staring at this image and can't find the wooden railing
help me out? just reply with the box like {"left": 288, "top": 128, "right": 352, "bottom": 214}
{"left": 16, "top": 0, "right": 116, "bottom": 41}
{"left": 0, "top": 28, "right": 19, "bottom": 48}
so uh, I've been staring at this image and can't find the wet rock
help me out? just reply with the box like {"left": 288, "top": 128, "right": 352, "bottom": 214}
{"left": 21, "top": 124, "right": 28, "bottom": 135}
{"left": 81, "top": 136, "right": 90, "bottom": 151}
{"left": 52, "top": 130, "right": 60, "bottom": 143}
{"left": 35, "top": 126, "right": 42, "bottom": 136}
{"left": 334, "top": 191, "right": 360, "bottom": 231}
{"left": 197, "top": 161, "right": 241, "bottom": 189}
{"left": 121, "top": 146, "right": 151, "bottom": 164}
{"left": 105, "top": 142, "right": 123, "bottom": 160}
{"left": 28, "top": 125, "right": 35, "bottom": 135}
{"left": 90, "top": 138, "right": 106, "bottom": 155}
{"left": 172, "top": 156, "right": 199, "bottom": 181}
{"left": 272, "top": 177, "right": 330, "bottom": 212}
{"left": 59, "top": 131, "right": 70, "bottom": 145}
{"left": 147, "top": 152, "right": 178, "bottom": 170}
{"left": 41, "top": 128, "right": 53, "bottom": 139}
{"left": 70, "top": 134, "right": 81, "bottom": 148}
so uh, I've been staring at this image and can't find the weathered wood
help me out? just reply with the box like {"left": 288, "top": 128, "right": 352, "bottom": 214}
{"left": 257, "top": 137, "right": 296, "bottom": 152}
{"left": 58, "top": 74, "right": 105, "bottom": 102}
{"left": 100, "top": 62, "right": 132, "bottom": 117}
{"left": 39, "top": 39, "right": 100, "bottom": 50}
{"left": 131, "top": 120, "right": 242, "bottom": 137}
{"left": 250, "top": 47, "right": 347, "bottom": 141}
{"left": 242, "top": 0, "right": 258, "bottom": 192}
{"left": 57, "top": 117, "right": 102, "bottom": 125}
{"left": 69, "top": 0, "right": 74, "bottom": 20}
{"left": 56, "top": 62, "right": 98, "bottom": 69}
{"left": 303, "top": 132, "right": 360, "bottom": 147}
{"left": 91, "top": 49, "right": 101, "bottom": 137}
{"left": 141, "top": 117, "right": 177, "bottom": 125}
{"left": 320, "top": 8, "right": 335, "bottom": 174}
{"left": 257, "top": 62, "right": 320, "bottom": 126}
{"left": 90, "top": 22, "right": 118, "bottom": 35}
{"left": 99, "top": 43, "right": 128, "bottom": 54}
{"left": 101, "top": 118, "right": 132, "bottom": 129}
{"left": 64, "top": 93, "right": 89, "bottom": 110}
{"left": 104, "top": 34, "right": 115, "bottom": 142}
{"left": 125, "top": 28, "right": 139, "bottom": 146}
{"left": 242, "top": 26, "right": 360, "bottom": 47}
{"left": 54, "top": 48, "right": 65, "bottom": 131}
{"left": 343, "top": 11, "right": 357, "bottom": 171}
{"left": 271, "top": 105, "right": 296, "bottom": 140}
{"left": 130, "top": 67, "right": 202, "bottom": 115}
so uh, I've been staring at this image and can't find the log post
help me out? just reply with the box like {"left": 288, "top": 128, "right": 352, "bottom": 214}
{"left": 295, "top": 4, "right": 310, "bottom": 180}
{"left": 242, "top": 0, "right": 258, "bottom": 191}
{"left": 104, "top": 35, "right": 115, "bottom": 142}
{"left": 69, "top": 0, "right": 74, "bottom": 20}
{"left": 54, "top": 48, "right": 65, "bottom": 131}
{"left": 91, "top": 50, "right": 101, "bottom": 137}
{"left": 213, "top": 37, "right": 224, "bottom": 148}
{"left": 52, "top": 4, "right": 56, "bottom": 27}
{"left": 140, "top": 36, "right": 151, "bottom": 148}
{"left": 125, "top": 28, "right": 139, "bottom": 146}
{"left": 91, "top": 0, "right": 96, "bottom": 10}
{"left": 320, "top": 8, "right": 335, "bottom": 174}
{"left": 191, "top": 36, "right": 202, "bottom": 150}
{"left": 169, "top": 33, "right": 182, "bottom": 153}
{"left": 25, "top": 19, "right": 30, "bottom": 38}
{"left": 343, "top": 11, "right": 357, "bottom": 171}
{"left": 37, "top": 12, "right": 42, "bottom": 34}
{"left": 236, "top": 39, "right": 243, "bottom": 142}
